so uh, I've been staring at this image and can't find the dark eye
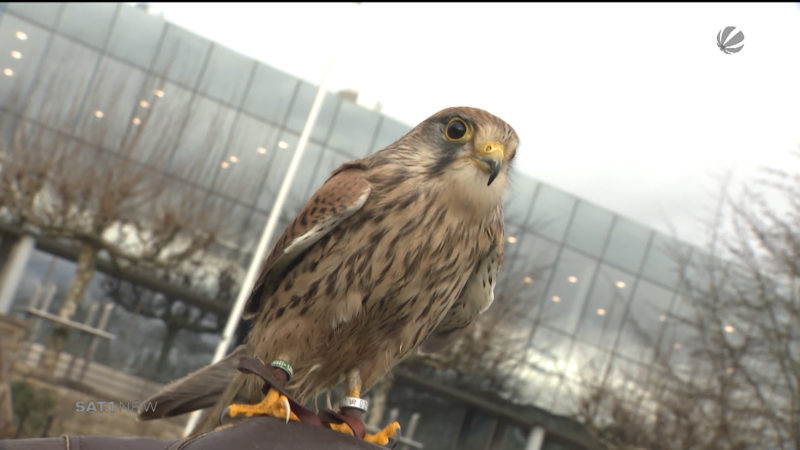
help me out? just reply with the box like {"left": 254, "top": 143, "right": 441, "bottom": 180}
{"left": 445, "top": 118, "right": 469, "bottom": 141}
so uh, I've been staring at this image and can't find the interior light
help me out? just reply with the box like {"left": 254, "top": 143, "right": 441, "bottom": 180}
{"left": 506, "top": 236, "right": 517, "bottom": 244}
{"left": 10, "top": 50, "right": 22, "bottom": 59}
{"left": 2, "top": 68, "right": 13, "bottom": 77}
{"left": 15, "top": 31, "right": 27, "bottom": 41}
{"left": 567, "top": 276, "right": 578, "bottom": 283}
{"left": 523, "top": 276, "right": 533, "bottom": 284}
{"left": 140, "top": 100, "right": 150, "bottom": 108}
{"left": 278, "top": 140, "right": 289, "bottom": 149}
{"left": 551, "top": 295, "right": 561, "bottom": 303}
{"left": 596, "top": 308, "right": 607, "bottom": 316}
{"left": 154, "top": 89, "right": 165, "bottom": 98}
{"left": 220, "top": 161, "right": 229, "bottom": 169}
{"left": 94, "top": 110, "right": 104, "bottom": 118}
{"left": 257, "top": 146, "right": 267, "bottom": 154}
{"left": 229, "top": 155, "right": 239, "bottom": 163}
{"left": 132, "top": 117, "right": 141, "bottom": 125}
{"left": 615, "top": 281, "right": 627, "bottom": 288}
{"left": 724, "top": 325, "right": 735, "bottom": 333}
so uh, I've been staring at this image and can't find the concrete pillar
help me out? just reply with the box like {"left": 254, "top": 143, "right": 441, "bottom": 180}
{"left": 525, "top": 426, "right": 546, "bottom": 450}
{"left": 0, "top": 234, "right": 35, "bottom": 314}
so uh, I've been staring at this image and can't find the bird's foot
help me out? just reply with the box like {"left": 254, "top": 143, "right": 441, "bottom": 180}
{"left": 327, "top": 417, "right": 401, "bottom": 445}
{"left": 227, "top": 387, "right": 300, "bottom": 423}
{"left": 365, "top": 421, "right": 401, "bottom": 445}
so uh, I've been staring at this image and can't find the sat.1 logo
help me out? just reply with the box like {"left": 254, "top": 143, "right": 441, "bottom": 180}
{"left": 717, "top": 26, "right": 744, "bottom": 54}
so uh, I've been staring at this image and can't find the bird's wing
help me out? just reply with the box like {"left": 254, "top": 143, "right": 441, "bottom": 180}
{"left": 244, "top": 162, "right": 372, "bottom": 318}
{"left": 419, "top": 228, "right": 504, "bottom": 353}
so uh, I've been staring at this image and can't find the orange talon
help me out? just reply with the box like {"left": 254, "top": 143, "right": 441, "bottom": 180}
{"left": 364, "top": 421, "right": 401, "bottom": 445}
{"left": 329, "top": 421, "right": 355, "bottom": 436}
{"left": 227, "top": 387, "right": 300, "bottom": 422}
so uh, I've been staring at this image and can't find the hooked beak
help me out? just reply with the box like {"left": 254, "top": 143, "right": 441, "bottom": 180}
{"left": 472, "top": 141, "right": 505, "bottom": 185}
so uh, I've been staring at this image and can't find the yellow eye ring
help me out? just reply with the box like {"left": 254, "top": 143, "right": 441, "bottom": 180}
{"left": 445, "top": 117, "right": 471, "bottom": 142}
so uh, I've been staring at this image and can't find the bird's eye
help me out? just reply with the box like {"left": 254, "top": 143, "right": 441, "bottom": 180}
{"left": 445, "top": 118, "right": 469, "bottom": 142}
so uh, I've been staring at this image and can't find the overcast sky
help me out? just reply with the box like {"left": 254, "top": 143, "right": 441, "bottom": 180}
{"left": 150, "top": 2, "right": 800, "bottom": 248}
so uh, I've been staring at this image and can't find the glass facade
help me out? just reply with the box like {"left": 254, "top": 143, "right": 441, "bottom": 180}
{"left": 0, "top": 3, "right": 703, "bottom": 448}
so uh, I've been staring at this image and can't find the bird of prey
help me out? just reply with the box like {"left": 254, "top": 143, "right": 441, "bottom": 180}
{"left": 139, "top": 106, "right": 518, "bottom": 443}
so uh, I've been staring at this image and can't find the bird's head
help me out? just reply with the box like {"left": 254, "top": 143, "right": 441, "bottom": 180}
{"left": 368, "top": 106, "right": 518, "bottom": 216}
{"left": 418, "top": 106, "right": 518, "bottom": 187}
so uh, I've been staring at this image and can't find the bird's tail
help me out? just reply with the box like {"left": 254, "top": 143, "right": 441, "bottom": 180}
{"left": 137, "top": 345, "right": 250, "bottom": 420}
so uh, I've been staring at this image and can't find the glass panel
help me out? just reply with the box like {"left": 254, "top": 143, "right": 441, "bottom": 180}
{"left": 370, "top": 115, "right": 409, "bottom": 152}
{"left": 6, "top": 3, "right": 62, "bottom": 28}
{"left": 456, "top": 409, "right": 496, "bottom": 450}
{"left": 168, "top": 96, "right": 236, "bottom": 188}
{"left": 682, "top": 248, "right": 714, "bottom": 289}
{"left": 107, "top": 4, "right": 165, "bottom": 68}
{"left": 504, "top": 169, "right": 538, "bottom": 227}
{"left": 72, "top": 57, "right": 146, "bottom": 150}
{"left": 205, "top": 194, "right": 253, "bottom": 251}
{"left": 239, "top": 211, "right": 268, "bottom": 254}
{"left": 242, "top": 63, "right": 298, "bottom": 124}
{"left": 57, "top": 2, "right": 117, "bottom": 49}
{"left": 500, "top": 231, "right": 559, "bottom": 324}
{"left": 640, "top": 233, "right": 689, "bottom": 289}
{"left": 658, "top": 311, "right": 697, "bottom": 372}
{"left": 520, "top": 326, "right": 570, "bottom": 407}
{"left": 603, "top": 355, "right": 650, "bottom": 401}
{"left": 327, "top": 99, "right": 380, "bottom": 158}
{"left": 212, "top": 116, "right": 280, "bottom": 205}
{"left": 491, "top": 421, "right": 529, "bottom": 450}
{"left": 565, "top": 200, "right": 613, "bottom": 257}
{"left": 0, "top": 15, "right": 49, "bottom": 109}
{"left": 528, "top": 184, "right": 576, "bottom": 243}
{"left": 539, "top": 248, "right": 598, "bottom": 335}
{"left": 616, "top": 279, "right": 675, "bottom": 363}
{"left": 550, "top": 378, "right": 583, "bottom": 416}
{"left": 22, "top": 35, "right": 98, "bottom": 131}
{"left": 566, "top": 342, "right": 612, "bottom": 383}
{"left": 603, "top": 216, "right": 652, "bottom": 273}
{"left": 255, "top": 132, "right": 321, "bottom": 214}
{"left": 197, "top": 43, "right": 255, "bottom": 106}
{"left": 126, "top": 79, "right": 194, "bottom": 166}
{"left": 285, "top": 81, "right": 339, "bottom": 142}
{"left": 574, "top": 264, "right": 635, "bottom": 350}
{"left": 152, "top": 24, "right": 211, "bottom": 89}
{"left": 384, "top": 383, "right": 466, "bottom": 450}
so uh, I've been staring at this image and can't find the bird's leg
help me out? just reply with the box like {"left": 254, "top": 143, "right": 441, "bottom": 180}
{"left": 328, "top": 369, "right": 401, "bottom": 445}
{"left": 227, "top": 357, "right": 299, "bottom": 423}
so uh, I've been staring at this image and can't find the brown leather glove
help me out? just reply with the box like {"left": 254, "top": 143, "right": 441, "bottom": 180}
{"left": 0, "top": 416, "right": 382, "bottom": 449}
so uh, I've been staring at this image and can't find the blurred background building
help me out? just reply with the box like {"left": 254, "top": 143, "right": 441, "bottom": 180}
{"left": 0, "top": 3, "right": 701, "bottom": 449}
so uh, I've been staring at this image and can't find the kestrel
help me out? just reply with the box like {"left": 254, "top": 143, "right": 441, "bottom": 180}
{"left": 139, "top": 106, "right": 518, "bottom": 443}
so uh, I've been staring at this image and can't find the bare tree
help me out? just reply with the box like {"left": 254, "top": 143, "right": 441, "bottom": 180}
{"left": 0, "top": 53, "right": 241, "bottom": 374}
{"left": 577, "top": 153, "right": 800, "bottom": 449}
{"left": 96, "top": 261, "right": 243, "bottom": 383}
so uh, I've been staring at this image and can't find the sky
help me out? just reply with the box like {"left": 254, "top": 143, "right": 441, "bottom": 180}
{"left": 148, "top": 2, "right": 800, "bottom": 248}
